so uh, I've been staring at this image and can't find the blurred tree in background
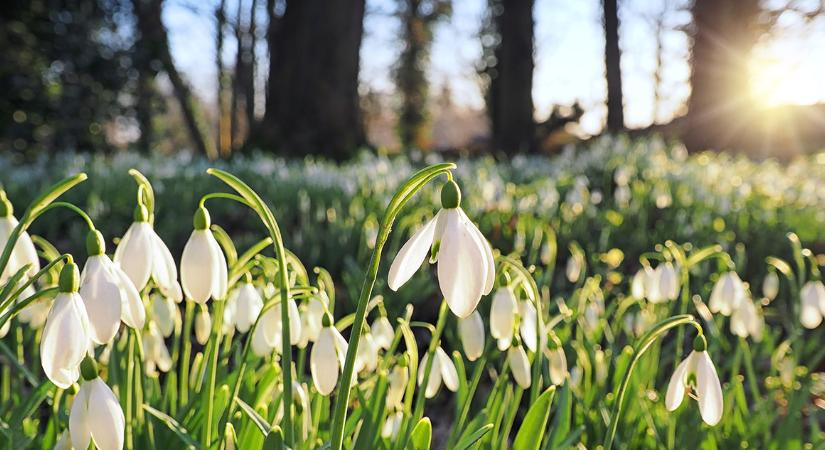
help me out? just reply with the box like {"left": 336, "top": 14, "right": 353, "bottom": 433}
{"left": 0, "top": 0, "right": 131, "bottom": 158}
{"left": 394, "top": 0, "right": 451, "bottom": 151}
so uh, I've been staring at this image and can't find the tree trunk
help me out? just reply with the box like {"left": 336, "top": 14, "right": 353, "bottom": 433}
{"left": 685, "top": 0, "right": 760, "bottom": 152}
{"left": 244, "top": 0, "right": 258, "bottom": 128}
{"left": 484, "top": 0, "right": 535, "bottom": 155}
{"left": 603, "top": 0, "right": 624, "bottom": 132}
{"left": 132, "top": 0, "right": 217, "bottom": 159}
{"left": 256, "top": 0, "right": 366, "bottom": 159}
{"left": 216, "top": 0, "right": 229, "bottom": 156}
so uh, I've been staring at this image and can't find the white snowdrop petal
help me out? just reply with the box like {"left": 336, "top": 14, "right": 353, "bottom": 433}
{"left": 459, "top": 209, "right": 495, "bottom": 295}
{"left": 181, "top": 230, "right": 216, "bottom": 304}
{"left": 115, "top": 222, "right": 154, "bottom": 290}
{"left": 150, "top": 229, "right": 178, "bottom": 293}
{"left": 16, "top": 229, "right": 40, "bottom": 276}
{"left": 87, "top": 378, "right": 125, "bottom": 450}
{"left": 235, "top": 283, "right": 263, "bottom": 333}
{"left": 332, "top": 327, "right": 349, "bottom": 368}
{"left": 801, "top": 282, "right": 823, "bottom": 329}
{"left": 287, "top": 299, "right": 302, "bottom": 345}
{"left": 490, "top": 288, "right": 517, "bottom": 342}
{"left": 437, "top": 347, "right": 459, "bottom": 392}
{"left": 548, "top": 348, "right": 568, "bottom": 386}
{"left": 70, "top": 383, "right": 92, "bottom": 450}
{"left": 458, "top": 310, "right": 485, "bottom": 361}
{"left": 371, "top": 316, "right": 394, "bottom": 350}
{"left": 79, "top": 256, "right": 123, "bottom": 345}
{"left": 206, "top": 232, "right": 228, "bottom": 300}
{"left": 696, "top": 351, "right": 723, "bottom": 426}
{"left": 112, "top": 262, "right": 145, "bottom": 330}
{"left": 437, "top": 210, "right": 487, "bottom": 318}
{"left": 311, "top": 329, "right": 340, "bottom": 395}
{"left": 665, "top": 355, "right": 690, "bottom": 411}
{"left": 508, "top": 345, "right": 531, "bottom": 389}
{"left": 519, "top": 300, "right": 538, "bottom": 352}
{"left": 387, "top": 212, "right": 440, "bottom": 291}
{"left": 41, "top": 293, "right": 89, "bottom": 388}
{"left": 195, "top": 307, "right": 212, "bottom": 345}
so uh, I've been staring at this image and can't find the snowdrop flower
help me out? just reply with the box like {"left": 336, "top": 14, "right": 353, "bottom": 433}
{"left": 709, "top": 272, "right": 747, "bottom": 316}
{"left": 665, "top": 336, "right": 723, "bottom": 426}
{"left": 490, "top": 287, "right": 517, "bottom": 350}
{"left": 252, "top": 296, "right": 302, "bottom": 356}
{"left": 762, "top": 271, "right": 779, "bottom": 301}
{"left": 382, "top": 411, "right": 404, "bottom": 439}
{"left": 17, "top": 296, "right": 49, "bottom": 329}
{"left": 519, "top": 300, "right": 538, "bottom": 352}
{"left": 800, "top": 280, "right": 825, "bottom": 329}
{"left": 299, "top": 294, "right": 327, "bottom": 347}
{"left": 388, "top": 180, "right": 495, "bottom": 318}
{"left": 643, "top": 266, "right": 663, "bottom": 303}
{"left": 180, "top": 207, "right": 227, "bottom": 304}
{"left": 143, "top": 322, "right": 172, "bottom": 375}
{"left": 565, "top": 255, "right": 583, "bottom": 284}
{"left": 41, "top": 260, "right": 90, "bottom": 388}
{"left": 418, "top": 347, "right": 459, "bottom": 398}
{"left": 370, "top": 315, "right": 394, "bottom": 350}
{"left": 151, "top": 295, "right": 177, "bottom": 338}
{"left": 731, "top": 298, "right": 763, "bottom": 341}
{"left": 458, "top": 310, "right": 485, "bottom": 361}
{"left": 0, "top": 192, "right": 40, "bottom": 283}
{"left": 114, "top": 203, "right": 181, "bottom": 301}
{"left": 355, "top": 332, "right": 379, "bottom": 374}
{"left": 657, "top": 262, "right": 679, "bottom": 301}
{"left": 543, "top": 333, "right": 568, "bottom": 386}
{"left": 54, "top": 430, "right": 71, "bottom": 450}
{"left": 310, "top": 315, "right": 348, "bottom": 395}
{"left": 79, "top": 230, "right": 145, "bottom": 344}
{"left": 631, "top": 269, "right": 646, "bottom": 299}
{"left": 70, "top": 357, "right": 125, "bottom": 450}
{"left": 387, "top": 362, "right": 409, "bottom": 410}
{"left": 508, "top": 341, "right": 531, "bottom": 389}
{"left": 233, "top": 282, "right": 263, "bottom": 333}
{"left": 195, "top": 305, "right": 211, "bottom": 345}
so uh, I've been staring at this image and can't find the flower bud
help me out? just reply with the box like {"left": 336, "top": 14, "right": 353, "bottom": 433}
{"left": 86, "top": 229, "right": 106, "bottom": 256}
{"left": 0, "top": 191, "right": 12, "bottom": 217}
{"left": 193, "top": 206, "right": 211, "bottom": 230}
{"left": 80, "top": 355, "right": 99, "bottom": 381}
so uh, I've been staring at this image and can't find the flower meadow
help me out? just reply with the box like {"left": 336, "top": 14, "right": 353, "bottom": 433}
{"left": 1, "top": 137, "right": 825, "bottom": 449}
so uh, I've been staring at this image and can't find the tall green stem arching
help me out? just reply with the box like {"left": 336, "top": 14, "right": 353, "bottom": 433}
{"left": 329, "top": 163, "right": 456, "bottom": 450}
{"left": 603, "top": 314, "right": 705, "bottom": 450}
{"left": 205, "top": 168, "right": 299, "bottom": 445}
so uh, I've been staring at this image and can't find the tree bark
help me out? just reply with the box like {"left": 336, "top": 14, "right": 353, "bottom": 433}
{"left": 132, "top": 0, "right": 217, "bottom": 159}
{"left": 216, "top": 0, "right": 229, "bottom": 156}
{"left": 685, "top": 0, "right": 760, "bottom": 152}
{"left": 484, "top": 0, "right": 535, "bottom": 155}
{"left": 256, "top": 0, "right": 366, "bottom": 159}
{"left": 603, "top": 0, "right": 624, "bottom": 132}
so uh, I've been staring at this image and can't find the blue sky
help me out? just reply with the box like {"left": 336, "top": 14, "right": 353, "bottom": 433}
{"left": 164, "top": 0, "right": 825, "bottom": 135}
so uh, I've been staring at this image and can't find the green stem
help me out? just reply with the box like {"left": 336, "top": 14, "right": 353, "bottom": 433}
{"left": 328, "top": 163, "right": 455, "bottom": 450}
{"left": 206, "top": 168, "right": 298, "bottom": 445}
{"left": 204, "top": 299, "right": 226, "bottom": 448}
{"left": 603, "top": 314, "right": 704, "bottom": 450}
{"left": 125, "top": 333, "right": 136, "bottom": 450}
{"left": 180, "top": 301, "right": 195, "bottom": 407}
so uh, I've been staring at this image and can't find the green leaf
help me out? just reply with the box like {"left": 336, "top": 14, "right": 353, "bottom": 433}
{"left": 406, "top": 417, "right": 432, "bottom": 450}
{"left": 143, "top": 405, "right": 200, "bottom": 449}
{"left": 453, "top": 423, "right": 493, "bottom": 450}
{"left": 513, "top": 386, "right": 557, "bottom": 450}
{"left": 237, "top": 398, "right": 271, "bottom": 437}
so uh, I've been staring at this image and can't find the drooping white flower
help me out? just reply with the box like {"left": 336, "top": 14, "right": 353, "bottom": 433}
{"left": 54, "top": 430, "right": 71, "bottom": 450}
{"left": 17, "top": 296, "right": 49, "bottom": 329}
{"left": 762, "top": 272, "right": 779, "bottom": 301}
{"left": 709, "top": 272, "right": 746, "bottom": 316}
{"left": 381, "top": 411, "right": 405, "bottom": 439}
{"left": 41, "top": 262, "right": 90, "bottom": 389}
{"left": 665, "top": 344, "right": 723, "bottom": 426}
{"left": 355, "top": 332, "right": 379, "bottom": 374}
{"left": 731, "top": 298, "right": 763, "bottom": 341}
{"left": 252, "top": 297, "right": 302, "bottom": 356}
{"left": 418, "top": 347, "right": 459, "bottom": 398}
{"left": 151, "top": 294, "right": 177, "bottom": 338}
{"left": 631, "top": 269, "right": 646, "bottom": 299}
{"left": 458, "top": 310, "right": 485, "bottom": 361}
{"left": 370, "top": 316, "right": 395, "bottom": 350}
{"left": 143, "top": 322, "right": 172, "bottom": 375}
{"left": 195, "top": 305, "right": 211, "bottom": 345}
{"left": 233, "top": 282, "right": 263, "bottom": 333}
{"left": 387, "top": 180, "right": 495, "bottom": 318}
{"left": 800, "top": 280, "right": 825, "bottom": 329}
{"left": 70, "top": 377, "right": 125, "bottom": 450}
{"left": 387, "top": 363, "right": 409, "bottom": 410}
{"left": 113, "top": 205, "right": 181, "bottom": 300}
{"left": 565, "top": 254, "right": 582, "bottom": 284}
{"left": 658, "top": 262, "right": 680, "bottom": 301}
{"left": 0, "top": 193, "right": 40, "bottom": 283}
{"left": 110, "top": 262, "right": 146, "bottom": 330}
{"left": 508, "top": 343, "right": 531, "bottom": 389}
{"left": 490, "top": 287, "right": 517, "bottom": 350}
{"left": 180, "top": 207, "right": 227, "bottom": 304}
{"left": 546, "top": 347, "right": 568, "bottom": 386}
{"left": 79, "top": 254, "right": 123, "bottom": 345}
{"left": 519, "top": 300, "right": 538, "bottom": 352}
{"left": 299, "top": 294, "right": 327, "bottom": 348}
{"left": 643, "top": 266, "right": 663, "bottom": 303}
{"left": 310, "top": 320, "right": 348, "bottom": 396}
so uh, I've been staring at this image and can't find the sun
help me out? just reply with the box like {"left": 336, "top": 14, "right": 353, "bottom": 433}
{"left": 748, "top": 37, "right": 825, "bottom": 108}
